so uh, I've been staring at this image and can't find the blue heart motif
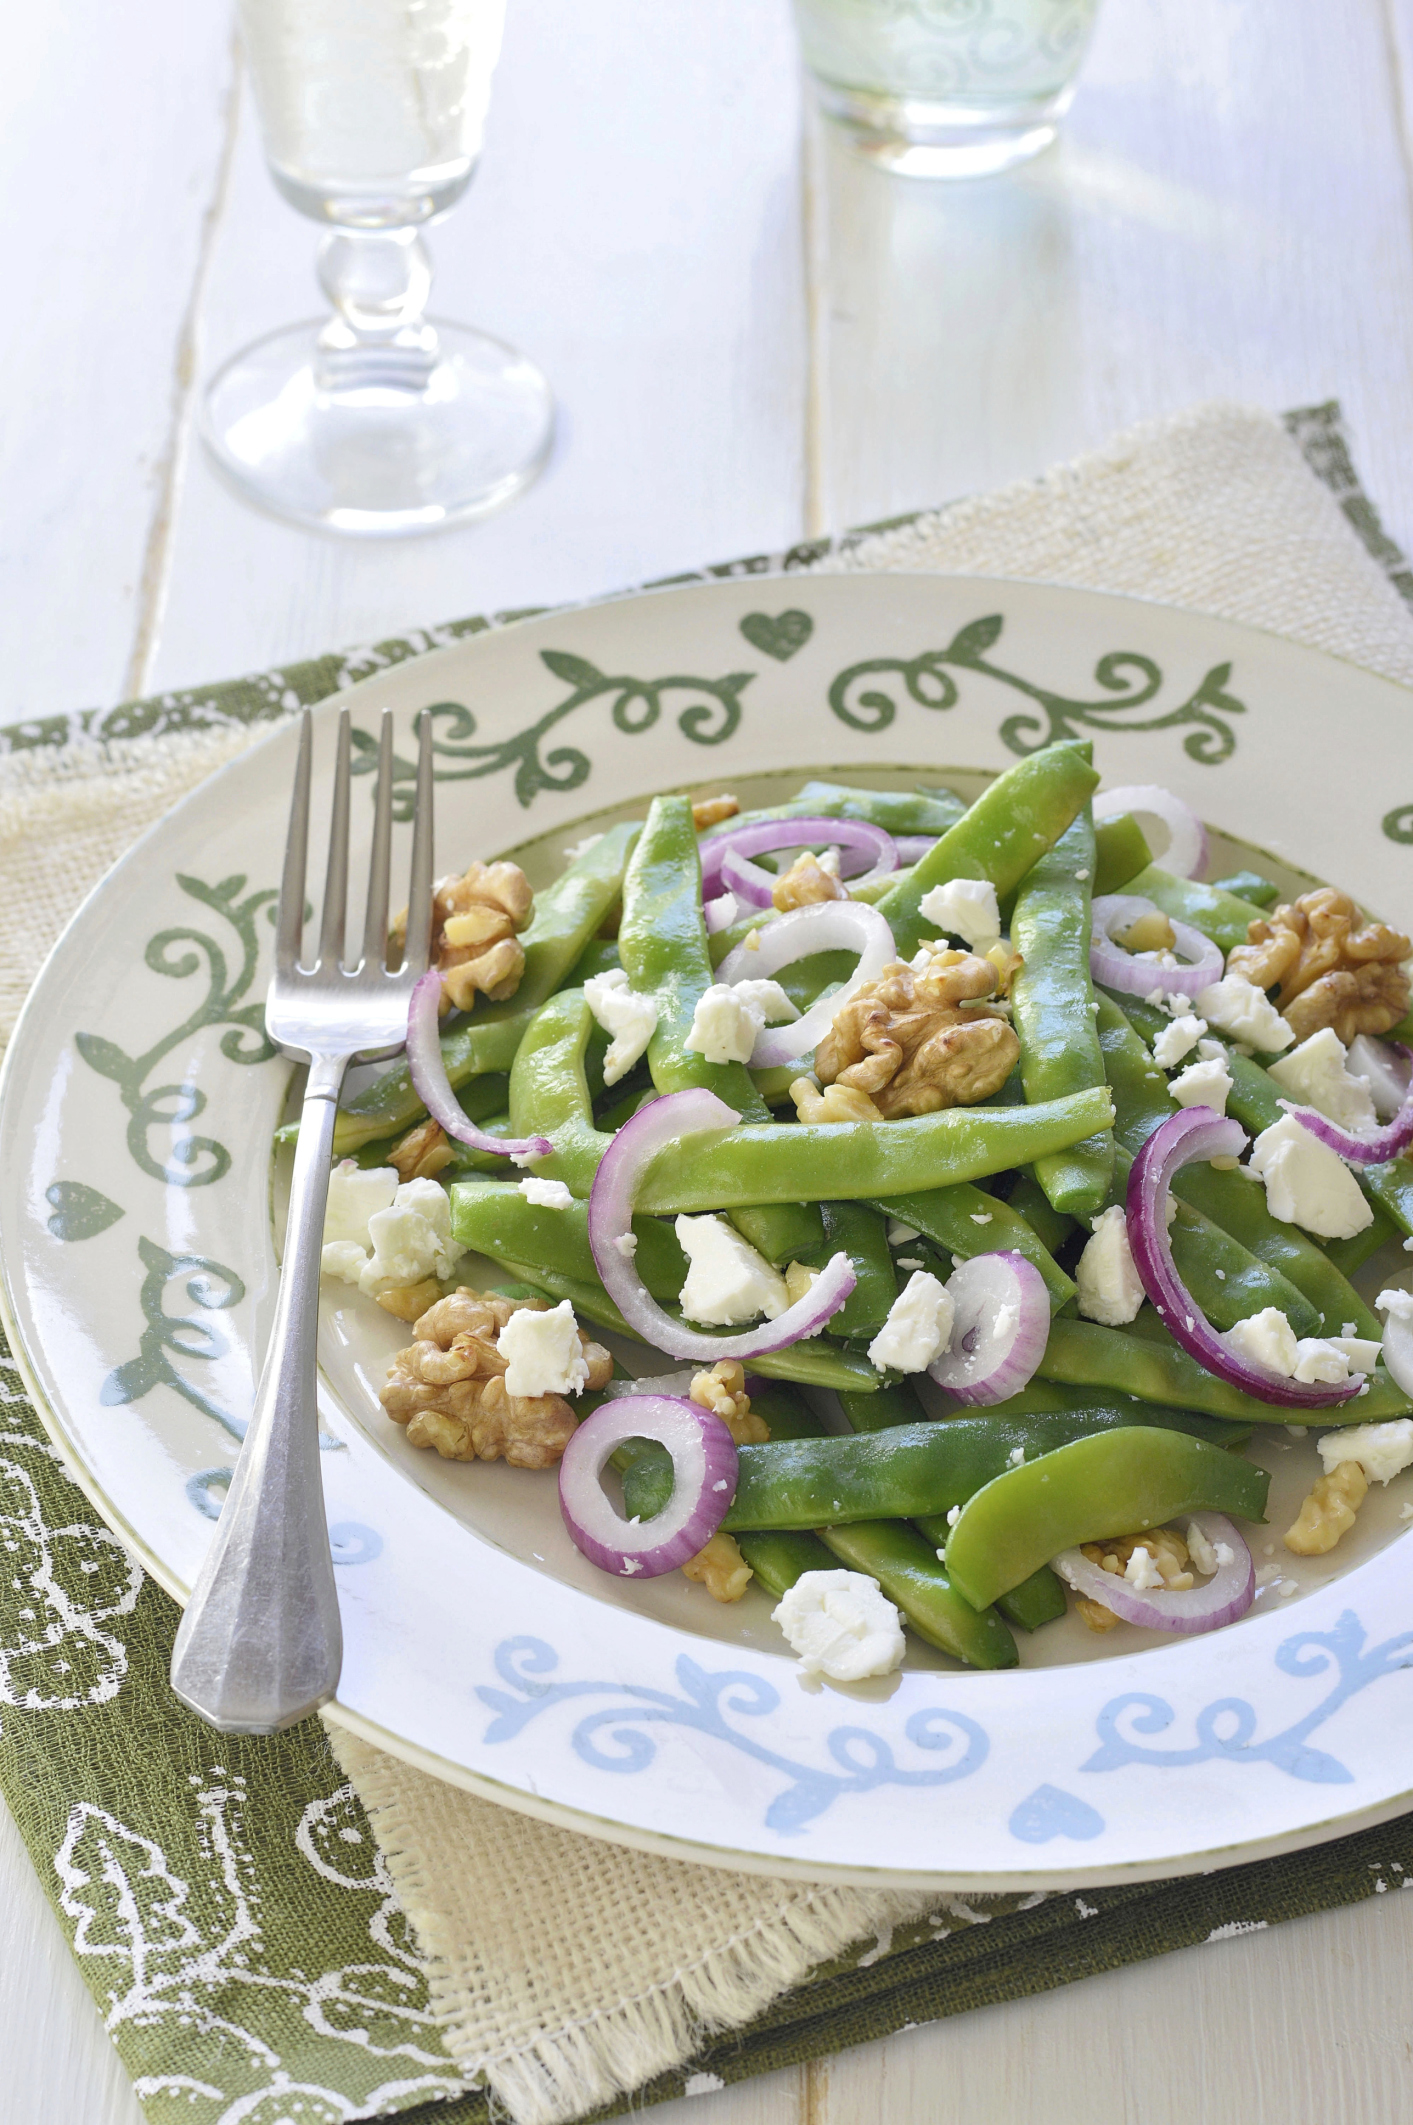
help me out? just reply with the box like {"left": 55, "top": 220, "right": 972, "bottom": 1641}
{"left": 1009, "top": 1784, "right": 1106, "bottom": 1844}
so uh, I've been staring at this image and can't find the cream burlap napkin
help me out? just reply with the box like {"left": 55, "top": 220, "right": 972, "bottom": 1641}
{"left": 5, "top": 398, "right": 1413, "bottom": 2125}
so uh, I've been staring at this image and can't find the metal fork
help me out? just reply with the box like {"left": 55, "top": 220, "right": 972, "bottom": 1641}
{"left": 170, "top": 705, "right": 434, "bottom": 1734}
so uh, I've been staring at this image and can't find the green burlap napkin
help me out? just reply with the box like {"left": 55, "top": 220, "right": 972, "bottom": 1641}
{"left": 3, "top": 400, "right": 1413, "bottom": 2125}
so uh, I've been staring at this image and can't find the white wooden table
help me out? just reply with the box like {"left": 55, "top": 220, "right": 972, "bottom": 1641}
{"left": 6, "top": 1, "right": 1413, "bottom": 2118}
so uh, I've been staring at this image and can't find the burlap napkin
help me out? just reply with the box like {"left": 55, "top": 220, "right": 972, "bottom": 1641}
{"left": 4, "top": 399, "right": 1413, "bottom": 2125}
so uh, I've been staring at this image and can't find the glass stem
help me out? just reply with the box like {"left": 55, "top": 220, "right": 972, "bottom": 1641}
{"left": 316, "top": 228, "right": 438, "bottom": 392}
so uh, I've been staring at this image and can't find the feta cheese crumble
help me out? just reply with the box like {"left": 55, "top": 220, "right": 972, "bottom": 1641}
{"left": 1317, "top": 1418, "right": 1413, "bottom": 1486}
{"left": 359, "top": 1178, "right": 464, "bottom": 1296}
{"left": 1268, "top": 1027, "right": 1377, "bottom": 1133}
{"left": 1075, "top": 1205, "right": 1144, "bottom": 1327}
{"left": 496, "top": 1299, "right": 590, "bottom": 1398}
{"left": 584, "top": 968, "right": 659, "bottom": 1085}
{"left": 518, "top": 1175, "right": 574, "bottom": 1209}
{"left": 867, "top": 1271, "right": 955, "bottom": 1374}
{"left": 1184, "top": 1520, "right": 1235, "bottom": 1575}
{"left": 320, "top": 1240, "right": 370, "bottom": 1285}
{"left": 1248, "top": 1114, "right": 1374, "bottom": 1240}
{"left": 1194, "top": 974, "right": 1294, "bottom": 1052}
{"left": 324, "top": 1159, "right": 399, "bottom": 1248}
{"left": 675, "top": 1215, "right": 788, "bottom": 1326}
{"left": 916, "top": 877, "right": 1001, "bottom": 949}
{"left": 772, "top": 1570, "right": 906, "bottom": 1681}
{"left": 1124, "top": 1546, "right": 1164, "bottom": 1592}
{"left": 1152, "top": 1013, "right": 1207, "bottom": 1069}
{"left": 684, "top": 979, "right": 796, "bottom": 1066}
{"left": 1168, "top": 1053, "right": 1234, "bottom": 1115}
{"left": 1224, "top": 1307, "right": 1299, "bottom": 1378}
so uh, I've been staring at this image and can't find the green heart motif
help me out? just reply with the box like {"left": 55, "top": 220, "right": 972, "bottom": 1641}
{"left": 46, "top": 1181, "right": 124, "bottom": 1243}
{"left": 739, "top": 609, "right": 814, "bottom": 663}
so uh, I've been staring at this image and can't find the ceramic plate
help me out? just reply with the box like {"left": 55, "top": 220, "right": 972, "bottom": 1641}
{"left": 6, "top": 572, "right": 1413, "bottom": 1891}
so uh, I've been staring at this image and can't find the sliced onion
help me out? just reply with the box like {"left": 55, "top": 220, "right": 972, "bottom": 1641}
{"left": 715, "top": 900, "right": 897, "bottom": 1067}
{"left": 1052, "top": 1512, "right": 1254, "bottom": 1635}
{"left": 587, "top": 1087, "right": 855, "bottom": 1357}
{"left": 894, "top": 835, "right": 937, "bottom": 865}
{"left": 1090, "top": 894, "right": 1224, "bottom": 999}
{"left": 1278, "top": 1044, "right": 1413, "bottom": 1163}
{"left": 1348, "top": 1034, "right": 1413, "bottom": 1121}
{"left": 1127, "top": 1107, "right": 1362, "bottom": 1408}
{"left": 558, "top": 1394, "right": 738, "bottom": 1577}
{"left": 927, "top": 1251, "right": 1049, "bottom": 1405}
{"left": 1378, "top": 1297, "right": 1413, "bottom": 1396}
{"left": 700, "top": 816, "right": 897, "bottom": 903}
{"left": 604, "top": 1369, "right": 697, "bottom": 1399}
{"left": 1094, "top": 785, "right": 1208, "bottom": 880}
{"left": 406, "top": 970, "right": 551, "bottom": 1168}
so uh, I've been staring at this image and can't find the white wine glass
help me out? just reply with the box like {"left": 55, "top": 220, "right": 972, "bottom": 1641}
{"left": 202, "top": 0, "right": 553, "bottom": 537}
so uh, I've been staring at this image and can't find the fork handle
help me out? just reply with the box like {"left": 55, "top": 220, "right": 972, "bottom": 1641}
{"left": 170, "top": 1052, "right": 349, "bottom": 1733}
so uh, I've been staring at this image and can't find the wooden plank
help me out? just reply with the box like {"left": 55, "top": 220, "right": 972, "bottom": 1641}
{"left": 0, "top": 0, "right": 236, "bottom": 729}
{"left": 653, "top": 2063, "right": 804, "bottom": 2123}
{"left": 816, "top": 0, "right": 1413, "bottom": 553}
{"left": 146, "top": 0, "right": 809, "bottom": 700}
{"left": 820, "top": 1888, "right": 1413, "bottom": 2123}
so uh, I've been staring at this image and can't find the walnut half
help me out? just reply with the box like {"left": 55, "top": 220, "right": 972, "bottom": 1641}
{"left": 811, "top": 949, "right": 1020, "bottom": 1117}
{"left": 394, "top": 860, "right": 536, "bottom": 1015}
{"left": 1227, "top": 888, "right": 1410, "bottom": 1043}
{"left": 379, "top": 1286, "right": 611, "bottom": 1467}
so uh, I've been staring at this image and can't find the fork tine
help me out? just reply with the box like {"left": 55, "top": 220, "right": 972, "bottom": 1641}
{"left": 276, "top": 712, "right": 313, "bottom": 975}
{"left": 317, "top": 710, "right": 352, "bottom": 972}
{"left": 361, "top": 710, "right": 395, "bottom": 971}
{"left": 402, "top": 712, "right": 435, "bottom": 977}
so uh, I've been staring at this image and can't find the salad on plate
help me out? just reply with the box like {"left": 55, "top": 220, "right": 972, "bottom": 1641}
{"left": 308, "top": 740, "right": 1413, "bottom": 1682}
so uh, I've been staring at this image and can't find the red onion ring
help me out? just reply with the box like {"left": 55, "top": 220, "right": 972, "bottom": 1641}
{"left": 558, "top": 1394, "right": 738, "bottom": 1577}
{"left": 1090, "top": 895, "right": 1223, "bottom": 999}
{"left": 1126, "top": 1107, "right": 1362, "bottom": 1408}
{"left": 927, "top": 1251, "right": 1049, "bottom": 1405}
{"left": 406, "top": 970, "right": 551, "bottom": 1167}
{"left": 1277, "top": 1046, "right": 1413, "bottom": 1163}
{"left": 587, "top": 1087, "right": 856, "bottom": 1357}
{"left": 1094, "top": 785, "right": 1208, "bottom": 880}
{"left": 894, "top": 835, "right": 938, "bottom": 865}
{"left": 1348, "top": 1035, "right": 1413, "bottom": 1120}
{"left": 700, "top": 816, "right": 897, "bottom": 904}
{"left": 715, "top": 900, "right": 897, "bottom": 1067}
{"left": 1052, "top": 1512, "right": 1254, "bottom": 1634}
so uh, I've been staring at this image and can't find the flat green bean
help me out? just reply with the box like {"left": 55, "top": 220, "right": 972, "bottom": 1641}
{"left": 1209, "top": 870, "right": 1278, "bottom": 907}
{"left": 944, "top": 1427, "right": 1270, "bottom": 1609}
{"left": 507, "top": 989, "right": 611, "bottom": 1197}
{"left": 1038, "top": 1314, "right": 1411, "bottom": 1424}
{"left": 816, "top": 1522, "right": 1018, "bottom": 1669}
{"left": 1011, "top": 805, "right": 1113, "bottom": 1220}
{"left": 863, "top": 1182, "right": 1075, "bottom": 1311}
{"left": 735, "top": 1530, "right": 835, "bottom": 1596}
{"left": 1092, "top": 813, "right": 1153, "bottom": 896}
{"left": 875, "top": 741, "right": 1100, "bottom": 960}
{"left": 837, "top": 1382, "right": 927, "bottom": 1433}
{"left": 803, "top": 1201, "right": 897, "bottom": 1337}
{"left": 332, "top": 821, "right": 640, "bottom": 1152}
{"left": 1123, "top": 863, "right": 1268, "bottom": 956}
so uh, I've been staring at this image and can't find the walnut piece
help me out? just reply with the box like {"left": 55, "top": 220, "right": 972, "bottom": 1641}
{"left": 379, "top": 1285, "right": 611, "bottom": 1467}
{"left": 1077, "top": 1597, "right": 1122, "bottom": 1633}
{"left": 1227, "top": 888, "right": 1410, "bottom": 1043}
{"left": 682, "top": 1531, "right": 754, "bottom": 1602}
{"left": 1284, "top": 1458, "right": 1367, "bottom": 1555}
{"left": 772, "top": 851, "right": 847, "bottom": 912}
{"left": 811, "top": 950, "right": 1020, "bottom": 1117}
{"left": 389, "top": 1117, "right": 454, "bottom": 1182}
{"left": 690, "top": 1360, "right": 770, "bottom": 1445}
{"left": 691, "top": 794, "right": 739, "bottom": 830}
{"left": 789, "top": 1078, "right": 884, "bottom": 1124}
{"left": 1081, "top": 1526, "right": 1194, "bottom": 1592}
{"left": 375, "top": 1278, "right": 444, "bottom": 1324}
{"left": 393, "top": 859, "right": 536, "bottom": 1014}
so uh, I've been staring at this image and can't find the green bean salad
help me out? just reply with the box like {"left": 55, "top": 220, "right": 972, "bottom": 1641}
{"left": 315, "top": 741, "right": 1413, "bottom": 1680}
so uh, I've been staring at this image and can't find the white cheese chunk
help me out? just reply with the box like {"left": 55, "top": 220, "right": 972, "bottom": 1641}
{"left": 1124, "top": 1545, "right": 1164, "bottom": 1592}
{"left": 1330, "top": 1334, "right": 1382, "bottom": 1373}
{"left": 1168, "top": 1053, "right": 1233, "bottom": 1115}
{"left": 1291, "top": 1337, "right": 1356, "bottom": 1385}
{"left": 867, "top": 1271, "right": 955, "bottom": 1374}
{"left": 1075, "top": 1205, "right": 1144, "bottom": 1327}
{"left": 324, "top": 1159, "right": 398, "bottom": 1248}
{"left": 584, "top": 969, "right": 659, "bottom": 1085}
{"left": 675, "top": 1215, "right": 788, "bottom": 1325}
{"left": 1223, "top": 1306, "right": 1298, "bottom": 1378}
{"left": 359, "top": 1179, "right": 463, "bottom": 1295}
{"left": 1378, "top": 1287, "right": 1413, "bottom": 1323}
{"left": 916, "top": 877, "right": 1001, "bottom": 949}
{"left": 1194, "top": 975, "right": 1294, "bottom": 1052}
{"left": 1152, "top": 1013, "right": 1206, "bottom": 1069}
{"left": 1268, "top": 1027, "right": 1377, "bottom": 1132}
{"left": 320, "top": 1240, "right": 370, "bottom": 1284}
{"left": 1248, "top": 1114, "right": 1374, "bottom": 1240}
{"left": 1185, "top": 1519, "right": 1220, "bottom": 1575}
{"left": 772, "top": 1570, "right": 906, "bottom": 1681}
{"left": 496, "top": 1299, "right": 589, "bottom": 1398}
{"left": 1318, "top": 1418, "right": 1413, "bottom": 1486}
{"left": 685, "top": 979, "right": 797, "bottom": 1066}
{"left": 887, "top": 1219, "right": 920, "bottom": 1246}
{"left": 518, "top": 1175, "right": 574, "bottom": 1209}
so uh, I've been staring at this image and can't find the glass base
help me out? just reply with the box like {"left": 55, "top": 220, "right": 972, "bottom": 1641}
{"left": 200, "top": 318, "right": 554, "bottom": 537}
{"left": 814, "top": 79, "right": 1075, "bottom": 178}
